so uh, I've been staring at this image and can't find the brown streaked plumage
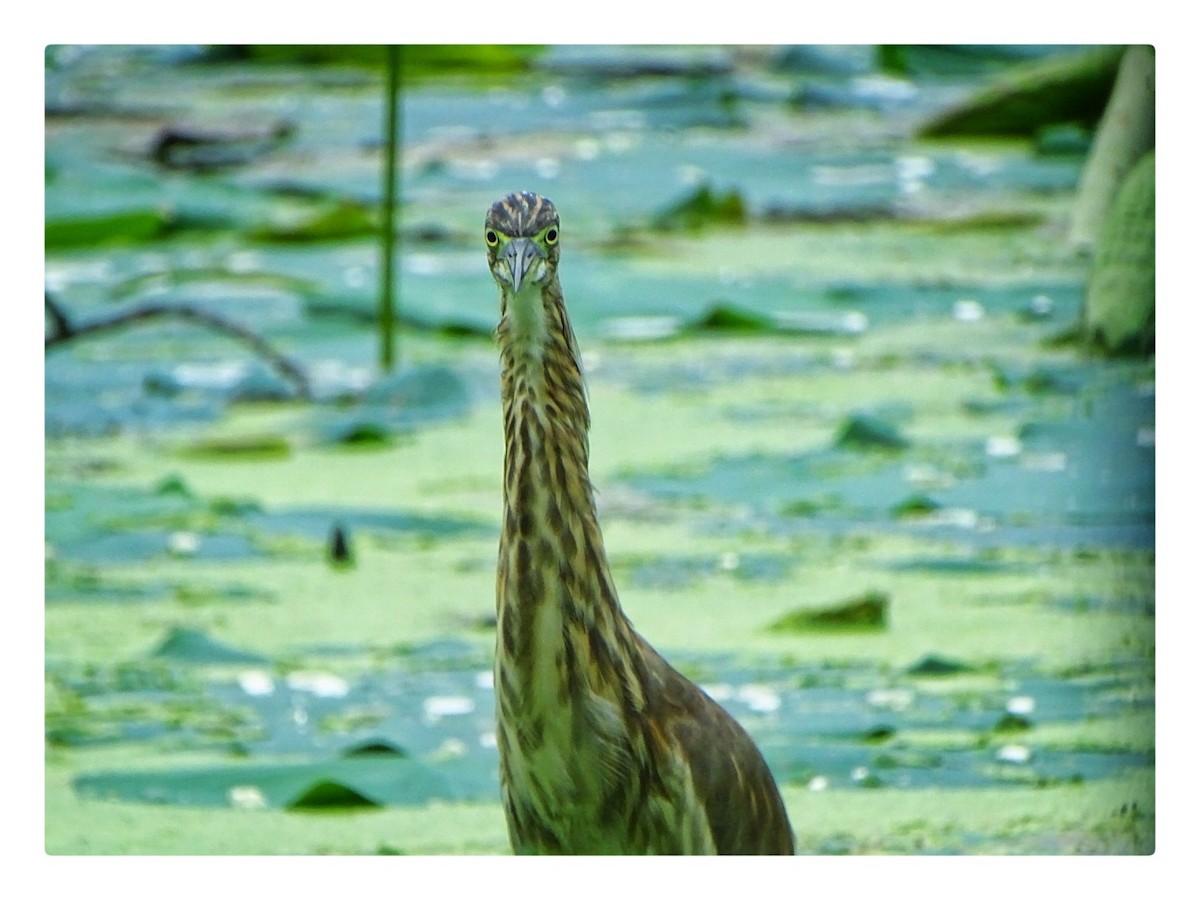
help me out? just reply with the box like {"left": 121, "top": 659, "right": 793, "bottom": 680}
{"left": 488, "top": 191, "right": 794, "bottom": 855}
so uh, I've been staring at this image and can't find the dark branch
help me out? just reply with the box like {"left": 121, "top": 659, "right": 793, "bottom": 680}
{"left": 44, "top": 298, "right": 312, "bottom": 400}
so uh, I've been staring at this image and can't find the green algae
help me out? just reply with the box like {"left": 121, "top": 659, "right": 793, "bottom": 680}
{"left": 43, "top": 45, "right": 1154, "bottom": 857}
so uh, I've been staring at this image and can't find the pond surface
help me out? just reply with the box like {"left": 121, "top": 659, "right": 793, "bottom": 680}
{"left": 628, "top": 363, "right": 1154, "bottom": 552}
{"left": 61, "top": 636, "right": 1150, "bottom": 809}
{"left": 44, "top": 45, "right": 1153, "bottom": 854}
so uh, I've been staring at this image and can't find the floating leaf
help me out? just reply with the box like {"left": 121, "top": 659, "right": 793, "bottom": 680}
{"left": 149, "top": 627, "right": 267, "bottom": 665}
{"left": 862, "top": 725, "right": 897, "bottom": 743}
{"left": 687, "top": 303, "right": 773, "bottom": 333}
{"left": 768, "top": 590, "right": 889, "bottom": 633}
{"left": 179, "top": 434, "right": 291, "bottom": 460}
{"left": 251, "top": 200, "right": 379, "bottom": 243}
{"left": 994, "top": 712, "right": 1035, "bottom": 733}
{"left": 835, "top": 415, "right": 910, "bottom": 451}
{"left": 907, "top": 654, "right": 973, "bottom": 676}
{"left": 208, "top": 496, "right": 263, "bottom": 517}
{"left": 146, "top": 121, "right": 294, "bottom": 173}
{"left": 154, "top": 474, "right": 194, "bottom": 499}
{"left": 342, "top": 739, "right": 408, "bottom": 758}
{"left": 286, "top": 779, "right": 381, "bottom": 810}
{"left": 331, "top": 422, "right": 394, "bottom": 447}
{"left": 45, "top": 208, "right": 171, "bottom": 249}
{"left": 917, "top": 46, "right": 1122, "bottom": 137}
{"left": 888, "top": 556, "right": 1023, "bottom": 575}
{"left": 362, "top": 364, "right": 470, "bottom": 412}
{"left": 890, "top": 494, "right": 942, "bottom": 519}
{"left": 651, "top": 184, "right": 746, "bottom": 231}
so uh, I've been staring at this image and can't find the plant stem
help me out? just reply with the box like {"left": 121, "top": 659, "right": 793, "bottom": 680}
{"left": 379, "top": 44, "right": 402, "bottom": 372}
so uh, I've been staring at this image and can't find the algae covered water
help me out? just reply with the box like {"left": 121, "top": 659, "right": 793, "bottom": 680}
{"left": 44, "top": 45, "right": 1153, "bottom": 854}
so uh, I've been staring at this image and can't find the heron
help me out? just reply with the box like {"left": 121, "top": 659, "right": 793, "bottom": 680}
{"left": 487, "top": 191, "right": 794, "bottom": 855}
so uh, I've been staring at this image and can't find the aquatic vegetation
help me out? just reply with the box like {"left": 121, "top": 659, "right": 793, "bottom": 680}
{"left": 44, "top": 44, "right": 1153, "bottom": 855}
{"left": 768, "top": 591, "right": 890, "bottom": 633}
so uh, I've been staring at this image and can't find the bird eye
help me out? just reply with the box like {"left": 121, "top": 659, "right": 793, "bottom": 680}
{"left": 485, "top": 230, "right": 499, "bottom": 246}
{"left": 544, "top": 227, "right": 558, "bottom": 245}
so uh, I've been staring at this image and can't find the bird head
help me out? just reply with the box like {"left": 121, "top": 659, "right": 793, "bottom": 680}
{"left": 485, "top": 192, "right": 561, "bottom": 295}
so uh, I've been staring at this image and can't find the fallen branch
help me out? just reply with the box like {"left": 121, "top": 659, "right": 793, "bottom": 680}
{"left": 45, "top": 294, "right": 312, "bottom": 400}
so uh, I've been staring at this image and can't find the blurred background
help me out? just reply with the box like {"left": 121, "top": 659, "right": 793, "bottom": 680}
{"left": 44, "top": 44, "right": 1154, "bottom": 854}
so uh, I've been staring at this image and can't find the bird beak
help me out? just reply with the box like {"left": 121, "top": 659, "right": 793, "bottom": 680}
{"left": 504, "top": 237, "right": 545, "bottom": 294}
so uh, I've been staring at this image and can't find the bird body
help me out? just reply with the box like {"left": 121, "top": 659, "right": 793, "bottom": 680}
{"left": 488, "top": 192, "right": 794, "bottom": 855}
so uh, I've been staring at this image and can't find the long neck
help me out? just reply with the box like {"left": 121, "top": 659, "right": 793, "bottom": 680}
{"left": 494, "top": 273, "right": 639, "bottom": 699}
{"left": 498, "top": 273, "right": 591, "bottom": 499}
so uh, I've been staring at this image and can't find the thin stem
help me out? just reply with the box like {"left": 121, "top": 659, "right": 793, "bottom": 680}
{"left": 378, "top": 44, "right": 402, "bottom": 372}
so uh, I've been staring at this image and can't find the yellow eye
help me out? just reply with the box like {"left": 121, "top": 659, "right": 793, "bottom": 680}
{"left": 485, "top": 229, "right": 499, "bottom": 246}
{"left": 544, "top": 227, "right": 558, "bottom": 246}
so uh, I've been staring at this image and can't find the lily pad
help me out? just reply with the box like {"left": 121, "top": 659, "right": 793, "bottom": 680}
{"left": 330, "top": 422, "right": 395, "bottom": 447}
{"left": 890, "top": 495, "right": 942, "bottom": 519}
{"left": 907, "top": 654, "right": 974, "bottom": 676}
{"left": 179, "top": 434, "right": 291, "bottom": 460}
{"left": 918, "top": 46, "right": 1122, "bottom": 136}
{"left": 686, "top": 303, "right": 773, "bottom": 334}
{"left": 651, "top": 184, "right": 747, "bottom": 231}
{"left": 250, "top": 199, "right": 379, "bottom": 243}
{"left": 314, "top": 365, "right": 472, "bottom": 444}
{"left": 146, "top": 121, "right": 294, "bottom": 173}
{"left": 45, "top": 208, "right": 173, "bottom": 249}
{"left": 768, "top": 591, "right": 889, "bottom": 633}
{"left": 834, "top": 415, "right": 910, "bottom": 452}
{"left": 153, "top": 474, "right": 195, "bottom": 498}
{"left": 994, "top": 712, "right": 1035, "bottom": 733}
{"left": 342, "top": 739, "right": 408, "bottom": 758}
{"left": 149, "top": 627, "right": 268, "bottom": 665}
{"left": 286, "top": 779, "right": 382, "bottom": 810}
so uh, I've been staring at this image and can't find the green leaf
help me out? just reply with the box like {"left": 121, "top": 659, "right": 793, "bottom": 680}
{"left": 768, "top": 591, "right": 889, "bottom": 633}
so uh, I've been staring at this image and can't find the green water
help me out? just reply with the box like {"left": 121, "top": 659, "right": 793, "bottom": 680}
{"left": 44, "top": 45, "right": 1153, "bottom": 855}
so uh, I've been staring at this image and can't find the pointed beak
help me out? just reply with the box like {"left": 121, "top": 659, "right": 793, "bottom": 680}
{"left": 503, "top": 237, "right": 545, "bottom": 294}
